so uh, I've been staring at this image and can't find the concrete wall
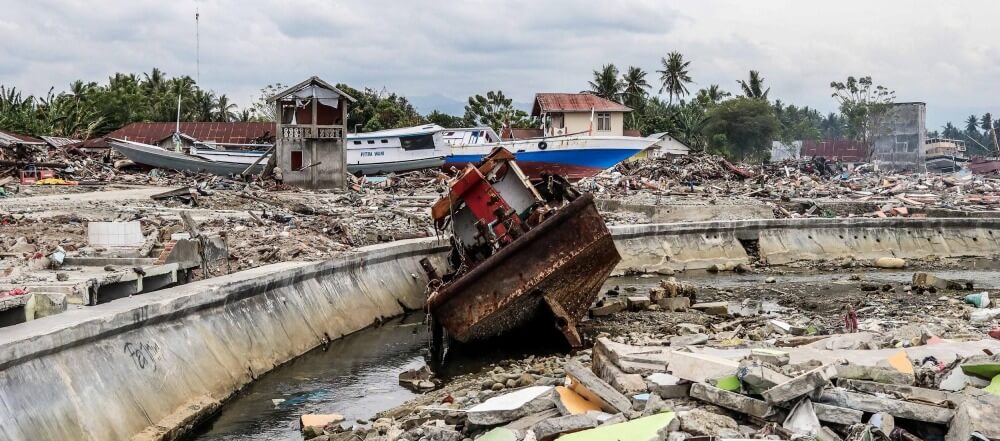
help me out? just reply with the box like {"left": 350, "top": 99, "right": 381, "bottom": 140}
{"left": 278, "top": 138, "right": 347, "bottom": 189}
{"left": 873, "top": 102, "right": 926, "bottom": 171}
{"left": 596, "top": 199, "right": 775, "bottom": 223}
{"left": 612, "top": 218, "right": 1000, "bottom": 273}
{"left": 0, "top": 238, "right": 449, "bottom": 441}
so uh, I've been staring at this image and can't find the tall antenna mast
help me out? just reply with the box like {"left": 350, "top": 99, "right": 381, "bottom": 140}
{"left": 195, "top": 8, "right": 201, "bottom": 85}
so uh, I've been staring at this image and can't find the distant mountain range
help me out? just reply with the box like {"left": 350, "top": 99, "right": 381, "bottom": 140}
{"left": 409, "top": 93, "right": 531, "bottom": 117}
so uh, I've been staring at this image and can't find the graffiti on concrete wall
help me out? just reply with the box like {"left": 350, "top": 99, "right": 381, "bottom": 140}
{"left": 123, "top": 341, "right": 161, "bottom": 371}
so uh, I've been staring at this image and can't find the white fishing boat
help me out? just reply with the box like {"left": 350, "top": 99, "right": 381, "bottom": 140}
{"left": 345, "top": 124, "right": 448, "bottom": 175}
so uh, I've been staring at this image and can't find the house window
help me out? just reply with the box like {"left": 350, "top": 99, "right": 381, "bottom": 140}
{"left": 290, "top": 151, "right": 303, "bottom": 171}
{"left": 597, "top": 113, "right": 611, "bottom": 131}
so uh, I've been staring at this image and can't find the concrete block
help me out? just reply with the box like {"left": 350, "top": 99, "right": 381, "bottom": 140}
{"left": 658, "top": 296, "right": 690, "bottom": 312}
{"left": 838, "top": 378, "right": 959, "bottom": 407}
{"left": 467, "top": 386, "right": 555, "bottom": 426}
{"left": 504, "top": 408, "right": 560, "bottom": 432}
{"left": 627, "top": 296, "right": 652, "bottom": 311}
{"left": 939, "top": 366, "right": 991, "bottom": 391}
{"left": 300, "top": 413, "right": 344, "bottom": 435}
{"left": 675, "top": 323, "right": 705, "bottom": 335}
{"left": 647, "top": 373, "right": 691, "bottom": 399}
{"left": 668, "top": 351, "right": 739, "bottom": 383}
{"left": 750, "top": 348, "right": 790, "bottom": 366}
{"left": 565, "top": 361, "right": 633, "bottom": 415}
{"left": 670, "top": 333, "right": 709, "bottom": 347}
{"left": 912, "top": 272, "right": 970, "bottom": 291}
{"left": 810, "top": 402, "right": 863, "bottom": 426}
{"left": 679, "top": 407, "right": 740, "bottom": 437}
{"left": 762, "top": 364, "right": 837, "bottom": 404}
{"left": 590, "top": 300, "right": 625, "bottom": 317}
{"left": 689, "top": 383, "right": 771, "bottom": 419}
{"left": 591, "top": 339, "right": 651, "bottom": 394}
{"left": 818, "top": 389, "right": 953, "bottom": 424}
{"left": 946, "top": 395, "right": 1000, "bottom": 441}
{"left": 88, "top": 221, "right": 144, "bottom": 248}
{"left": 530, "top": 413, "right": 600, "bottom": 441}
{"left": 691, "top": 301, "right": 729, "bottom": 316}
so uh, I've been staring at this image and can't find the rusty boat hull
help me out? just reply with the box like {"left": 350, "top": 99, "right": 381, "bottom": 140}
{"left": 427, "top": 193, "right": 620, "bottom": 346}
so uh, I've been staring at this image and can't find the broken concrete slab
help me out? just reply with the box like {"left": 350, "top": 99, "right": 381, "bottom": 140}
{"left": 530, "top": 413, "right": 600, "bottom": 441}
{"left": 591, "top": 339, "right": 649, "bottom": 394}
{"left": 670, "top": 333, "right": 709, "bottom": 347}
{"left": 558, "top": 412, "right": 676, "bottom": 441}
{"left": 689, "top": 383, "right": 771, "bottom": 419}
{"left": 678, "top": 407, "right": 740, "bottom": 437}
{"left": 750, "top": 348, "right": 790, "bottom": 366}
{"left": 835, "top": 364, "right": 914, "bottom": 385}
{"left": 504, "top": 408, "right": 561, "bottom": 432}
{"left": 939, "top": 365, "right": 992, "bottom": 391}
{"left": 477, "top": 427, "right": 519, "bottom": 441}
{"left": 762, "top": 364, "right": 837, "bottom": 404}
{"left": 818, "top": 389, "right": 953, "bottom": 424}
{"left": 838, "top": 378, "right": 961, "bottom": 407}
{"left": 810, "top": 402, "right": 863, "bottom": 426}
{"left": 667, "top": 351, "right": 739, "bottom": 383}
{"left": 553, "top": 386, "right": 601, "bottom": 416}
{"left": 647, "top": 373, "right": 690, "bottom": 399}
{"left": 946, "top": 394, "right": 1000, "bottom": 441}
{"left": 675, "top": 323, "right": 706, "bottom": 335}
{"left": 300, "top": 413, "right": 345, "bottom": 436}
{"left": 691, "top": 301, "right": 729, "bottom": 316}
{"left": 565, "top": 361, "right": 633, "bottom": 415}
{"left": 740, "top": 362, "right": 793, "bottom": 395}
{"left": 467, "top": 386, "right": 555, "bottom": 426}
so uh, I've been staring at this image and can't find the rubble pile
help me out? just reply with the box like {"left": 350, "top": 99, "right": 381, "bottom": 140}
{"left": 580, "top": 153, "right": 1000, "bottom": 217}
{"left": 295, "top": 270, "right": 1000, "bottom": 441}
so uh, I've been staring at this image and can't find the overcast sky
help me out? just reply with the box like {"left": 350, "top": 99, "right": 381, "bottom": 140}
{"left": 3, "top": 0, "right": 999, "bottom": 129}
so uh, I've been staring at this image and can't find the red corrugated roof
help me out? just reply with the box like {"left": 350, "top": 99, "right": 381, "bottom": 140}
{"left": 500, "top": 128, "right": 544, "bottom": 140}
{"left": 0, "top": 129, "right": 44, "bottom": 144}
{"left": 801, "top": 139, "right": 871, "bottom": 162}
{"left": 105, "top": 122, "right": 276, "bottom": 145}
{"left": 532, "top": 93, "right": 631, "bottom": 116}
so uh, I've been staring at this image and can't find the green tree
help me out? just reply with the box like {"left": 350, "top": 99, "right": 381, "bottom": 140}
{"left": 620, "top": 66, "right": 650, "bottom": 109}
{"left": 942, "top": 122, "right": 961, "bottom": 139}
{"left": 657, "top": 52, "right": 692, "bottom": 105}
{"left": 587, "top": 64, "right": 623, "bottom": 101}
{"left": 425, "top": 110, "right": 467, "bottom": 128}
{"left": 830, "top": 76, "right": 895, "bottom": 151}
{"left": 336, "top": 84, "right": 425, "bottom": 132}
{"left": 965, "top": 115, "right": 980, "bottom": 135}
{"left": 249, "top": 83, "right": 287, "bottom": 122}
{"left": 738, "top": 70, "right": 770, "bottom": 100}
{"left": 820, "top": 113, "right": 844, "bottom": 139}
{"left": 671, "top": 101, "right": 708, "bottom": 150}
{"left": 214, "top": 94, "right": 238, "bottom": 122}
{"left": 702, "top": 97, "right": 780, "bottom": 160}
{"left": 463, "top": 90, "right": 534, "bottom": 132}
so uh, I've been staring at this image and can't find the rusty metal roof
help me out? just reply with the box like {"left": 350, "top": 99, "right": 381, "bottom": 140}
{"left": 532, "top": 93, "right": 631, "bottom": 116}
{"left": 0, "top": 129, "right": 44, "bottom": 146}
{"left": 105, "top": 122, "right": 276, "bottom": 145}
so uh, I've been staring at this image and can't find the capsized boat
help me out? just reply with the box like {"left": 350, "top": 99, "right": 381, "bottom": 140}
{"left": 110, "top": 138, "right": 265, "bottom": 175}
{"left": 422, "top": 147, "right": 621, "bottom": 356}
{"left": 441, "top": 127, "right": 655, "bottom": 180}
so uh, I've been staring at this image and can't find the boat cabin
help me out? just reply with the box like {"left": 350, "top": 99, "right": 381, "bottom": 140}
{"left": 269, "top": 76, "right": 356, "bottom": 189}
{"left": 531, "top": 93, "right": 632, "bottom": 137}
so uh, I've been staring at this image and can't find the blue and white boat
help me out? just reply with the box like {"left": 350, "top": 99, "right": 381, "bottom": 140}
{"left": 441, "top": 127, "right": 654, "bottom": 180}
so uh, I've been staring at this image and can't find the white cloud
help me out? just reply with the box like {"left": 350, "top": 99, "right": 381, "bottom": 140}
{"left": 1, "top": 0, "right": 999, "bottom": 127}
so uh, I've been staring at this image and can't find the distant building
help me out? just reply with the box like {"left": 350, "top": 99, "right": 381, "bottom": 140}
{"left": 636, "top": 132, "right": 690, "bottom": 160}
{"left": 770, "top": 141, "right": 801, "bottom": 161}
{"left": 269, "top": 76, "right": 355, "bottom": 189}
{"left": 872, "top": 102, "right": 926, "bottom": 171}
{"left": 531, "top": 93, "right": 632, "bottom": 137}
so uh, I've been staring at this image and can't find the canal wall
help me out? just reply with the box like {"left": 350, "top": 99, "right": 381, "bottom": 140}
{"left": 2, "top": 218, "right": 1000, "bottom": 440}
{"left": 613, "top": 218, "right": 1000, "bottom": 273}
{"left": 0, "top": 238, "right": 449, "bottom": 441}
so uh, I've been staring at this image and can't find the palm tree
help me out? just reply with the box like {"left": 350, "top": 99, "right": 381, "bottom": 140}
{"left": 965, "top": 115, "right": 980, "bottom": 134}
{"left": 657, "top": 52, "right": 692, "bottom": 105}
{"left": 671, "top": 103, "right": 707, "bottom": 150}
{"left": 587, "top": 64, "right": 623, "bottom": 101}
{"left": 620, "top": 66, "right": 650, "bottom": 108}
{"left": 695, "top": 85, "right": 730, "bottom": 106}
{"left": 981, "top": 113, "right": 993, "bottom": 133}
{"left": 214, "top": 94, "right": 238, "bottom": 122}
{"left": 821, "top": 113, "right": 843, "bottom": 139}
{"left": 738, "top": 70, "right": 770, "bottom": 100}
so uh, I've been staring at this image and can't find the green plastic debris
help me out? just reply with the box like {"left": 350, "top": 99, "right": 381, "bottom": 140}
{"left": 712, "top": 375, "right": 742, "bottom": 392}
{"left": 476, "top": 427, "right": 517, "bottom": 441}
{"left": 985, "top": 375, "right": 1000, "bottom": 395}
{"left": 559, "top": 412, "right": 675, "bottom": 441}
{"left": 961, "top": 362, "right": 1000, "bottom": 380}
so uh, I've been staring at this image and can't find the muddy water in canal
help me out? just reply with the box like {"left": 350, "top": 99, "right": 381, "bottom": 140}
{"left": 189, "top": 313, "right": 429, "bottom": 441}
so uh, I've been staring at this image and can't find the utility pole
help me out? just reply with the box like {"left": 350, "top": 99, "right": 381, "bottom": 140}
{"left": 195, "top": 8, "right": 201, "bottom": 85}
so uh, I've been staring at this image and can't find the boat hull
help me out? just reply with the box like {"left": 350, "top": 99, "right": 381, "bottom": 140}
{"left": 444, "top": 136, "right": 652, "bottom": 180}
{"left": 427, "top": 193, "right": 621, "bottom": 344}
{"left": 111, "top": 140, "right": 264, "bottom": 176}
{"left": 347, "top": 156, "right": 446, "bottom": 175}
